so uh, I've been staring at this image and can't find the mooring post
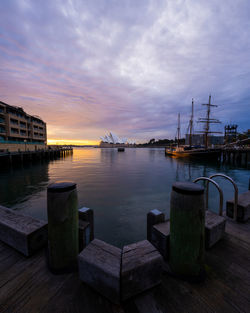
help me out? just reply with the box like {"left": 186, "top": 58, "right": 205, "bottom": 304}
{"left": 47, "top": 181, "right": 79, "bottom": 273}
{"left": 79, "top": 207, "right": 94, "bottom": 241}
{"left": 147, "top": 209, "right": 165, "bottom": 242}
{"left": 169, "top": 182, "right": 205, "bottom": 281}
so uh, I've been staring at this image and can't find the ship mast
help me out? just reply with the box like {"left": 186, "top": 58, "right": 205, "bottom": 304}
{"left": 177, "top": 113, "right": 181, "bottom": 147}
{"left": 187, "top": 99, "right": 194, "bottom": 146}
{"left": 197, "top": 95, "right": 221, "bottom": 149}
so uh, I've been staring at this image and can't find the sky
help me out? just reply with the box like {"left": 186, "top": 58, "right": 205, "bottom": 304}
{"left": 0, "top": 0, "right": 250, "bottom": 145}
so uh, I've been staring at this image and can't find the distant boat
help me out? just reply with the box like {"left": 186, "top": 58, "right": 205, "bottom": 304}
{"left": 165, "top": 96, "right": 222, "bottom": 160}
{"left": 118, "top": 147, "right": 125, "bottom": 152}
{"left": 165, "top": 146, "right": 221, "bottom": 159}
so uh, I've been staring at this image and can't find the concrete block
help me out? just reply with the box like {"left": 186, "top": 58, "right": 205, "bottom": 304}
{"left": 78, "top": 239, "right": 121, "bottom": 304}
{"left": 152, "top": 220, "right": 170, "bottom": 259}
{"left": 121, "top": 240, "right": 163, "bottom": 301}
{"left": 205, "top": 210, "right": 226, "bottom": 249}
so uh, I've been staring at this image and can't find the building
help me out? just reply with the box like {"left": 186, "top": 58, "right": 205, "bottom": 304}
{"left": 99, "top": 132, "right": 136, "bottom": 147}
{"left": 185, "top": 134, "right": 224, "bottom": 146}
{"left": 224, "top": 124, "right": 238, "bottom": 144}
{"left": 0, "top": 101, "right": 47, "bottom": 151}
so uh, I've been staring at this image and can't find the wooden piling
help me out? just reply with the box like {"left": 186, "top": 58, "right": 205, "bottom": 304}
{"left": 169, "top": 182, "right": 205, "bottom": 281}
{"left": 47, "top": 181, "right": 79, "bottom": 273}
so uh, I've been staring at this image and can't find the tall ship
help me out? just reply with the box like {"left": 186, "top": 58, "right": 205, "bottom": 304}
{"left": 165, "top": 95, "right": 222, "bottom": 159}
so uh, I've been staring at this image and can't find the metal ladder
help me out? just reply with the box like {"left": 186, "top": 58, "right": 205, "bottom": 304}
{"left": 193, "top": 174, "right": 238, "bottom": 220}
{"left": 193, "top": 177, "right": 223, "bottom": 216}
{"left": 207, "top": 174, "right": 238, "bottom": 221}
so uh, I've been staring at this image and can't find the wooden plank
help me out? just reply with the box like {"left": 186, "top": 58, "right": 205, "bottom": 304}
{"left": 40, "top": 274, "right": 123, "bottom": 313}
{"left": 207, "top": 235, "right": 250, "bottom": 273}
{"left": 0, "top": 205, "right": 47, "bottom": 256}
{"left": 0, "top": 259, "right": 68, "bottom": 313}
{"left": 225, "top": 219, "right": 250, "bottom": 245}
{"left": 226, "top": 190, "right": 250, "bottom": 222}
{"left": 79, "top": 207, "right": 94, "bottom": 241}
{"left": 205, "top": 211, "right": 226, "bottom": 249}
{"left": 206, "top": 252, "right": 250, "bottom": 304}
{"left": 0, "top": 217, "right": 250, "bottom": 312}
{"left": 151, "top": 220, "right": 170, "bottom": 259}
{"left": 79, "top": 220, "right": 90, "bottom": 252}
{"left": 147, "top": 210, "right": 165, "bottom": 242}
{"left": 121, "top": 240, "right": 164, "bottom": 301}
{"left": 78, "top": 239, "right": 121, "bottom": 304}
{"left": 134, "top": 292, "right": 165, "bottom": 313}
{"left": 154, "top": 274, "right": 214, "bottom": 313}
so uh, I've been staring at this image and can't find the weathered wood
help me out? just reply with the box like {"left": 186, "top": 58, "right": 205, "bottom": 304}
{"left": 226, "top": 190, "right": 250, "bottom": 222}
{"left": 147, "top": 209, "right": 165, "bottom": 242}
{"left": 0, "top": 205, "right": 47, "bottom": 256}
{"left": 47, "top": 182, "right": 79, "bottom": 273}
{"left": 170, "top": 182, "right": 205, "bottom": 280}
{"left": 78, "top": 239, "right": 122, "bottom": 304}
{"left": 0, "top": 220, "right": 250, "bottom": 313}
{"left": 1, "top": 219, "right": 250, "bottom": 313}
{"left": 78, "top": 207, "right": 94, "bottom": 241}
{"left": 121, "top": 240, "right": 163, "bottom": 301}
{"left": 79, "top": 220, "right": 90, "bottom": 252}
{"left": 225, "top": 218, "right": 250, "bottom": 245}
{"left": 205, "top": 210, "right": 226, "bottom": 249}
{"left": 151, "top": 220, "right": 170, "bottom": 259}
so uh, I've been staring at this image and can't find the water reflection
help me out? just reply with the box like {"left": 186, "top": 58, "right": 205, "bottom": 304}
{"left": 0, "top": 161, "right": 49, "bottom": 220}
{"left": 0, "top": 147, "right": 248, "bottom": 248}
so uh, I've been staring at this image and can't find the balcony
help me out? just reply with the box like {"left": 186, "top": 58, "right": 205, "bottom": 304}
{"left": 10, "top": 119, "right": 19, "bottom": 126}
{"left": 11, "top": 128, "right": 19, "bottom": 135}
{"left": 0, "top": 118, "right": 5, "bottom": 124}
{"left": 0, "top": 127, "right": 6, "bottom": 134}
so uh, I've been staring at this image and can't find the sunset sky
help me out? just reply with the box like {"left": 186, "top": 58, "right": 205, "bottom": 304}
{"left": 0, "top": 0, "right": 249, "bottom": 145}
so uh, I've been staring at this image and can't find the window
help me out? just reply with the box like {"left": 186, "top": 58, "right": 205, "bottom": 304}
{"left": 11, "top": 128, "right": 19, "bottom": 134}
{"left": 10, "top": 118, "right": 18, "bottom": 125}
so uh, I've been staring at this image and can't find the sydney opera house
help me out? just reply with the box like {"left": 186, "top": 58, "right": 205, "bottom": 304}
{"left": 99, "top": 132, "right": 135, "bottom": 147}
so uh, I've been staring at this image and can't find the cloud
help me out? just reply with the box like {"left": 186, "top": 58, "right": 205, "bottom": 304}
{"left": 0, "top": 0, "right": 249, "bottom": 142}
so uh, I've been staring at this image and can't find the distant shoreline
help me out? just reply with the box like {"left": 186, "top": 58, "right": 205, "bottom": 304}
{"left": 69, "top": 145, "right": 167, "bottom": 148}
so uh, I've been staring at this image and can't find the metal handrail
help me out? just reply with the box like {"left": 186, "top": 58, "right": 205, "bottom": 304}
{"left": 193, "top": 177, "right": 224, "bottom": 216}
{"left": 208, "top": 173, "right": 238, "bottom": 221}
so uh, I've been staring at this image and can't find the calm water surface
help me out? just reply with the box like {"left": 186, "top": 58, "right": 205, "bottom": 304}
{"left": 0, "top": 148, "right": 249, "bottom": 247}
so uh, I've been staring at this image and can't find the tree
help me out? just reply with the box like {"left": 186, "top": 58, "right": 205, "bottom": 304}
{"left": 148, "top": 138, "right": 155, "bottom": 145}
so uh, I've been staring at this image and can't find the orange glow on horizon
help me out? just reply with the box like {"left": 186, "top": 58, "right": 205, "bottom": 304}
{"left": 47, "top": 139, "right": 100, "bottom": 146}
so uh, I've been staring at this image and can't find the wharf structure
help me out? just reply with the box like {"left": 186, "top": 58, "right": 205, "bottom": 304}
{"left": 0, "top": 176, "right": 250, "bottom": 312}
{"left": 185, "top": 134, "right": 224, "bottom": 146}
{"left": 0, "top": 147, "right": 73, "bottom": 167}
{"left": 0, "top": 100, "right": 47, "bottom": 152}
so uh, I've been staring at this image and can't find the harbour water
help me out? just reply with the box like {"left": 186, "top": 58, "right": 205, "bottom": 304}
{"left": 0, "top": 147, "right": 249, "bottom": 248}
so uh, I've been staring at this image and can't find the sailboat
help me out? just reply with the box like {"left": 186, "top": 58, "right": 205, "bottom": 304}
{"left": 165, "top": 96, "right": 222, "bottom": 159}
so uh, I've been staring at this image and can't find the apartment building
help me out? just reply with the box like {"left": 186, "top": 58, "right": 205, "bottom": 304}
{"left": 0, "top": 101, "right": 47, "bottom": 145}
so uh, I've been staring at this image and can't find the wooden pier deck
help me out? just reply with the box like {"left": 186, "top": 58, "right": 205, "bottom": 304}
{"left": 0, "top": 218, "right": 250, "bottom": 313}
{"left": 0, "top": 147, "right": 73, "bottom": 167}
